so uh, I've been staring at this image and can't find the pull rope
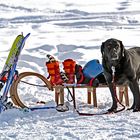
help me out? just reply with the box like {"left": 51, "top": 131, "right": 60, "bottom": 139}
{"left": 66, "top": 87, "right": 73, "bottom": 102}
{"left": 20, "top": 80, "right": 47, "bottom": 87}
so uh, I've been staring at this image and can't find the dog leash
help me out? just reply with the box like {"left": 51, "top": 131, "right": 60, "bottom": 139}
{"left": 111, "top": 66, "right": 125, "bottom": 113}
{"left": 65, "top": 67, "right": 125, "bottom": 116}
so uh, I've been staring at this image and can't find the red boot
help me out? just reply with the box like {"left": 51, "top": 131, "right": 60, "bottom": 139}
{"left": 46, "top": 61, "right": 63, "bottom": 86}
{"left": 62, "top": 59, "right": 76, "bottom": 84}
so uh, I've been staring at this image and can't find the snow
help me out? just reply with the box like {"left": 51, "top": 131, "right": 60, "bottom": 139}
{"left": 0, "top": 0, "right": 140, "bottom": 139}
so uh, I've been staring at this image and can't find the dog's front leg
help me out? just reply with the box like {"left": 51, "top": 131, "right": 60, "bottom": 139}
{"left": 108, "top": 83, "right": 118, "bottom": 112}
{"left": 104, "top": 71, "right": 117, "bottom": 112}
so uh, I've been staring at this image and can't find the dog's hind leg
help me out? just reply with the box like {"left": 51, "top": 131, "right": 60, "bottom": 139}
{"left": 127, "top": 82, "right": 135, "bottom": 110}
{"left": 129, "top": 80, "right": 140, "bottom": 112}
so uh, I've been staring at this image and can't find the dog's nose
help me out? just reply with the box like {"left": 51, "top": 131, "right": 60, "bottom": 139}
{"left": 111, "top": 52, "right": 118, "bottom": 60}
{"left": 112, "top": 52, "right": 117, "bottom": 56}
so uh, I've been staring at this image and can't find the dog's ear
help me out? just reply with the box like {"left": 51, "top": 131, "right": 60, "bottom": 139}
{"left": 101, "top": 42, "right": 105, "bottom": 57}
{"left": 119, "top": 40, "right": 125, "bottom": 57}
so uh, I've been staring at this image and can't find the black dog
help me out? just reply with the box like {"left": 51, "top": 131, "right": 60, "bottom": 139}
{"left": 101, "top": 38, "right": 140, "bottom": 112}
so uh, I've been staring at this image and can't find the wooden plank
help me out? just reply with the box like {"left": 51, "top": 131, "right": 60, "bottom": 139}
{"left": 93, "top": 88, "right": 97, "bottom": 107}
{"left": 87, "top": 88, "right": 92, "bottom": 104}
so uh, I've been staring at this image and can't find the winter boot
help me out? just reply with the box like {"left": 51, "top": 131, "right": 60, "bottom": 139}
{"left": 46, "top": 55, "right": 63, "bottom": 86}
{"left": 62, "top": 59, "right": 76, "bottom": 84}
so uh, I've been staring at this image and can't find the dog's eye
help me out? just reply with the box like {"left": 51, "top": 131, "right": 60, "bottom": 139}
{"left": 115, "top": 45, "right": 119, "bottom": 49}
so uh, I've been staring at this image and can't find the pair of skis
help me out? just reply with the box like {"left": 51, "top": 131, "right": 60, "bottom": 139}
{"left": 0, "top": 33, "right": 30, "bottom": 113}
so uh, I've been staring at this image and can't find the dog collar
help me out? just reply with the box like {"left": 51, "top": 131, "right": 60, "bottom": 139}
{"left": 111, "top": 66, "right": 115, "bottom": 82}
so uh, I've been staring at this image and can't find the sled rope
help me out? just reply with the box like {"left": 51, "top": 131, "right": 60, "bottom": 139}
{"left": 10, "top": 72, "right": 53, "bottom": 108}
{"left": 20, "top": 80, "right": 47, "bottom": 87}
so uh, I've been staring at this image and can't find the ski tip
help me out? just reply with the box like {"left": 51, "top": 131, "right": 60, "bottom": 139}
{"left": 21, "top": 32, "right": 31, "bottom": 37}
{"left": 25, "top": 33, "right": 31, "bottom": 37}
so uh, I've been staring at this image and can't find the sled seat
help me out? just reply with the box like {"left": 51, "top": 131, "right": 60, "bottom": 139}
{"left": 54, "top": 84, "right": 129, "bottom": 108}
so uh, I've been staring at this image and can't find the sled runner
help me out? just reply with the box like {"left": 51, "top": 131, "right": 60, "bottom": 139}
{"left": 10, "top": 72, "right": 69, "bottom": 112}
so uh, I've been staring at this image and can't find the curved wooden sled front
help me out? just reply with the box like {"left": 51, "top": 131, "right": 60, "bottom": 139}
{"left": 10, "top": 72, "right": 53, "bottom": 108}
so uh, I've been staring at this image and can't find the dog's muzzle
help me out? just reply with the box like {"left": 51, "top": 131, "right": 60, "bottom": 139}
{"left": 110, "top": 55, "right": 119, "bottom": 66}
{"left": 111, "top": 51, "right": 119, "bottom": 61}
{"left": 111, "top": 57, "right": 119, "bottom": 61}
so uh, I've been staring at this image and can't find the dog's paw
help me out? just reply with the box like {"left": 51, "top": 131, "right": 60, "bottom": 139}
{"left": 133, "top": 108, "right": 140, "bottom": 112}
{"left": 107, "top": 104, "right": 117, "bottom": 112}
{"left": 107, "top": 107, "right": 117, "bottom": 113}
{"left": 127, "top": 106, "right": 134, "bottom": 111}
{"left": 127, "top": 103, "right": 135, "bottom": 110}
{"left": 127, "top": 108, "right": 133, "bottom": 111}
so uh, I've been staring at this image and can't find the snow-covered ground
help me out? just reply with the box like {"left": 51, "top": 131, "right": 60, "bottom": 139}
{"left": 0, "top": 0, "right": 140, "bottom": 139}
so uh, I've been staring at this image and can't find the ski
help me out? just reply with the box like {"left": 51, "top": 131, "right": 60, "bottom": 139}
{"left": 0, "top": 34, "right": 24, "bottom": 82}
{"left": 14, "top": 100, "right": 69, "bottom": 112}
{"left": 29, "top": 104, "right": 69, "bottom": 112}
{"left": 30, "top": 106, "right": 56, "bottom": 111}
{"left": 0, "top": 33, "right": 30, "bottom": 112}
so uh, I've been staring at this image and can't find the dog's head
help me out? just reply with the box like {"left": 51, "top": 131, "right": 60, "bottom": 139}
{"left": 101, "top": 38, "right": 125, "bottom": 67}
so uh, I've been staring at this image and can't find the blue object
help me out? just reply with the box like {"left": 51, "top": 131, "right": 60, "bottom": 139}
{"left": 83, "top": 59, "right": 103, "bottom": 79}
